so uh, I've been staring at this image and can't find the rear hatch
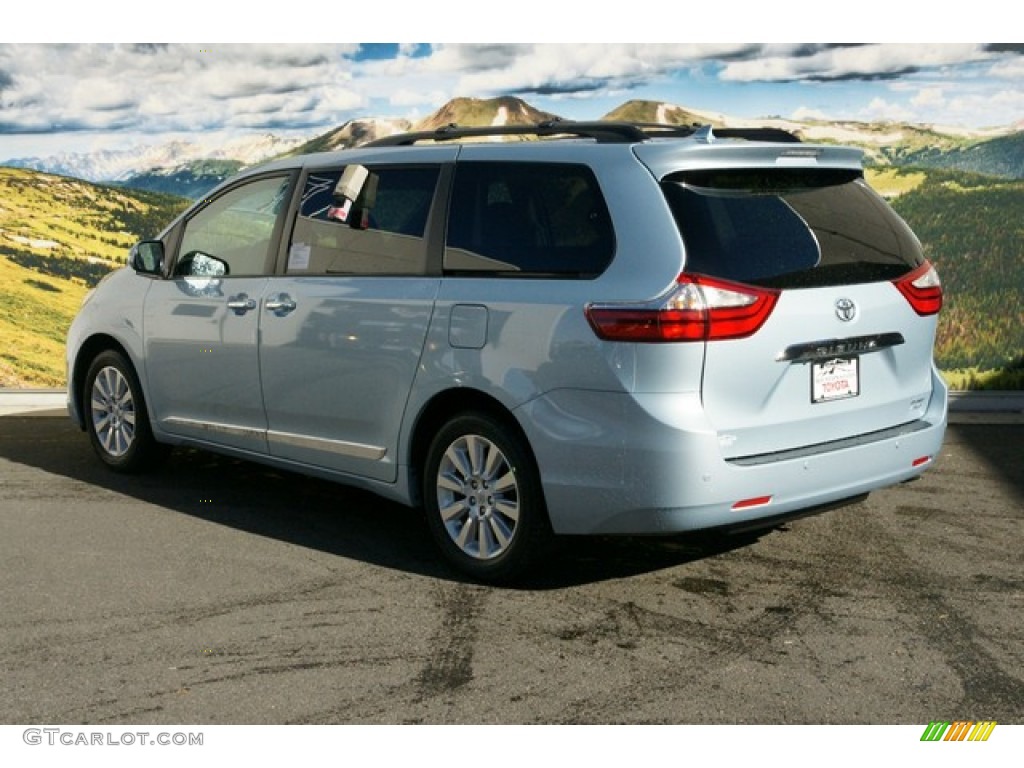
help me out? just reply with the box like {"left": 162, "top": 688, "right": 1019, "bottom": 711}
{"left": 657, "top": 162, "right": 942, "bottom": 459}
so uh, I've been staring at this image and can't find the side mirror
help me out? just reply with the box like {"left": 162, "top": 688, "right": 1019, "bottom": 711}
{"left": 130, "top": 240, "right": 164, "bottom": 275}
{"left": 175, "top": 250, "right": 229, "bottom": 278}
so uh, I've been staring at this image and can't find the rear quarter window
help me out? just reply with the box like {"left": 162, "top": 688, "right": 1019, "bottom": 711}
{"left": 445, "top": 162, "right": 615, "bottom": 277}
{"left": 663, "top": 169, "right": 925, "bottom": 288}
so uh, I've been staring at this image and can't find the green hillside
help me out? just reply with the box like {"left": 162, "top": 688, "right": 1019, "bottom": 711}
{"left": 896, "top": 131, "right": 1024, "bottom": 180}
{"left": 119, "top": 158, "right": 243, "bottom": 199}
{"left": 887, "top": 168, "right": 1024, "bottom": 388}
{"left": 0, "top": 167, "right": 189, "bottom": 386}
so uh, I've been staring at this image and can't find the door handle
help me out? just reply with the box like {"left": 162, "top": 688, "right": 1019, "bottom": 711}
{"left": 226, "top": 293, "right": 257, "bottom": 314}
{"left": 265, "top": 294, "right": 297, "bottom": 316}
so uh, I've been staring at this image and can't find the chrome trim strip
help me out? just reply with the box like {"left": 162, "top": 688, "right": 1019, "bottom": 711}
{"left": 727, "top": 419, "right": 933, "bottom": 467}
{"left": 162, "top": 416, "right": 265, "bottom": 441}
{"left": 267, "top": 430, "right": 387, "bottom": 461}
{"left": 777, "top": 332, "right": 905, "bottom": 363}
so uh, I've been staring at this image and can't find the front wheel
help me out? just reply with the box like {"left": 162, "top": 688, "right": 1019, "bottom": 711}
{"left": 83, "top": 350, "right": 165, "bottom": 473}
{"left": 423, "top": 412, "right": 550, "bottom": 583}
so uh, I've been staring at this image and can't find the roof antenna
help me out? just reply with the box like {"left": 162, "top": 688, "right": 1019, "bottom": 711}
{"left": 693, "top": 125, "right": 716, "bottom": 144}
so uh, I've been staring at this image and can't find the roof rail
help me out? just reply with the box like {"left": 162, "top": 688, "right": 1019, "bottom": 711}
{"left": 361, "top": 120, "right": 801, "bottom": 147}
{"left": 363, "top": 120, "right": 649, "bottom": 146}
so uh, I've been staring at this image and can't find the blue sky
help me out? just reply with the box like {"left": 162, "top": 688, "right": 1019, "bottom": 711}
{"left": 2, "top": 34, "right": 1022, "bottom": 159}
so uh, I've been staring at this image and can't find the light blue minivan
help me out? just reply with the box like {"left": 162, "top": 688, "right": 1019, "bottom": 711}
{"left": 67, "top": 122, "right": 947, "bottom": 581}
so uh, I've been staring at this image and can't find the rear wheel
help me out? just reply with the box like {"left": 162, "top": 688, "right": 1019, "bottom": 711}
{"left": 423, "top": 411, "right": 549, "bottom": 583}
{"left": 84, "top": 350, "right": 165, "bottom": 473}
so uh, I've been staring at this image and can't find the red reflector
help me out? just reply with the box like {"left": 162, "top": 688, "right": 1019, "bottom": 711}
{"left": 912, "top": 456, "right": 930, "bottom": 467}
{"left": 732, "top": 495, "right": 773, "bottom": 510}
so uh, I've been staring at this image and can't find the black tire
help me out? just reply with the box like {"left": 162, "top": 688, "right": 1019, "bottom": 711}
{"left": 83, "top": 350, "right": 165, "bottom": 473}
{"left": 423, "top": 411, "right": 551, "bottom": 584}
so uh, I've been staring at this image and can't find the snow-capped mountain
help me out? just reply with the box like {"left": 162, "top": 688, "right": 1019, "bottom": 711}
{"left": 6, "top": 96, "right": 1022, "bottom": 195}
{"left": 280, "top": 117, "right": 413, "bottom": 156}
{"left": 4, "top": 133, "right": 308, "bottom": 183}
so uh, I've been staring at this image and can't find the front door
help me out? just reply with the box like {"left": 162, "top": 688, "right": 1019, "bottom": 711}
{"left": 144, "top": 173, "right": 293, "bottom": 455}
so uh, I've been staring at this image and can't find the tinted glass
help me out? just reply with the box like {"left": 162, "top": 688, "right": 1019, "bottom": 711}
{"left": 662, "top": 169, "right": 925, "bottom": 288}
{"left": 289, "top": 166, "right": 439, "bottom": 275}
{"left": 445, "top": 162, "right": 614, "bottom": 277}
{"left": 177, "top": 175, "right": 291, "bottom": 277}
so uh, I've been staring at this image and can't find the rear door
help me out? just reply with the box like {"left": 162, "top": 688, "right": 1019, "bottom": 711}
{"left": 659, "top": 168, "right": 941, "bottom": 459}
{"left": 258, "top": 162, "right": 447, "bottom": 481}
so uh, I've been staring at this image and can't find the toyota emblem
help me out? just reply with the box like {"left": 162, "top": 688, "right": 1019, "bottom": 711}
{"left": 835, "top": 298, "right": 857, "bottom": 322}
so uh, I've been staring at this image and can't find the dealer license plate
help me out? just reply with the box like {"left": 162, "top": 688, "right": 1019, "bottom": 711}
{"left": 812, "top": 357, "right": 859, "bottom": 403}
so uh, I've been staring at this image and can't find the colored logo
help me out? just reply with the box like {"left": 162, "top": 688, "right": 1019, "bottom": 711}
{"left": 920, "top": 721, "right": 997, "bottom": 742}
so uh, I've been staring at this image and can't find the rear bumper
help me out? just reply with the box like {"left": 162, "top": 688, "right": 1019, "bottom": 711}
{"left": 517, "top": 372, "right": 948, "bottom": 535}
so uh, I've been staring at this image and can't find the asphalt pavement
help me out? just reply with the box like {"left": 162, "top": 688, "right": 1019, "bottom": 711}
{"left": 0, "top": 400, "right": 1021, "bottom": 725}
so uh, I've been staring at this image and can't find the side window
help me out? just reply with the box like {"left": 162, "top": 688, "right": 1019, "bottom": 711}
{"left": 176, "top": 175, "right": 291, "bottom": 277}
{"left": 287, "top": 166, "right": 439, "bottom": 275}
{"left": 445, "top": 162, "right": 614, "bottom": 277}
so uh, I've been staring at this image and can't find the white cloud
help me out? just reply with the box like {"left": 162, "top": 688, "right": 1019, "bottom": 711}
{"left": 911, "top": 87, "right": 946, "bottom": 109}
{"left": 862, "top": 97, "right": 915, "bottom": 123}
{"left": 0, "top": 42, "right": 1020, "bottom": 151}
{"left": 989, "top": 57, "right": 1024, "bottom": 80}
{"left": 791, "top": 106, "right": 829, "bottom": 121}
{"left": 447, "top": 44, "right": 754, "bottom": 95}
{"left": 721, "top": 44, "right": 988, "bottom": 82}
{"left": 0, "top": 43, "right": 375, "bottom": 135}
{"left": 389, "top": 88, "right": 450, "bottom": 108}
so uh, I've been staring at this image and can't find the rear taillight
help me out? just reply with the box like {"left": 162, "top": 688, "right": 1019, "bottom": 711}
{"left": 893, "top": 261, "right": 942, "bottom": 316}
{"left": 585, "top": 274, "right": 779, "bottom": 343}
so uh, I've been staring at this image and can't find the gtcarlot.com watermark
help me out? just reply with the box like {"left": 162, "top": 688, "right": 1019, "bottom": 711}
{"left": 23, "top": 728, "right": 203, "bottom": 747}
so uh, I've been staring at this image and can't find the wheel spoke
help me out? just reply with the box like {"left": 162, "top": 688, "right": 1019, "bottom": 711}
{"left": 101, "top": 367, "right": 117, "bottom": 399}
{"left": 488, "top": 516, "right": 512, "bottom": 549}
{"left": 462, "top": 436, "right": 481, "bottom": 479}
{"left": 493, "top": 469, "right": 517, "bottom": 493}
{"left": 444, "top": 444, "right": 472, "bottom": 480}
{"left": 482, "top": 444, "right": 503, "bottom": 482}
{"left": 494, "top": 498, "right": 519, "bottom": 523}
{"left": 478, "top": 520, "right": 491, "bottom": 559}
{"left": 113, "top": 427, "right": 128, "bottom": 456}
{"left": 102, "top": 424, "right": 117, "bottom": 453}
{"left": 437, "top": 472, "right": 464, "bottom": 494}
{"left": 455, "top": 517, "right": 477, "bottom": 550}
{"left": 440, "top": 498, "right": 468, "bottom": 522}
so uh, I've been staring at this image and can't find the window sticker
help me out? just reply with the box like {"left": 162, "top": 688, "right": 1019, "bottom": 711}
{"left": 288, "top": 242, "right": 311, "bottom": 271}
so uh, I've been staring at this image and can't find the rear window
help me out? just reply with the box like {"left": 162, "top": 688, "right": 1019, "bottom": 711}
{"left": 662, "top": 169, "right": 924, "bottom": 288}
{"left": 445, "top": 162, "right": 615, "bottom": 277}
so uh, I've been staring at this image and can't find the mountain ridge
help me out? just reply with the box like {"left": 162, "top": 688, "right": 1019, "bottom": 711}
{"left": 5, "top": 133, "right": 305, "bottom": 183}
{"left": 6, "top": 96, "right": 1022, "bottom": 199}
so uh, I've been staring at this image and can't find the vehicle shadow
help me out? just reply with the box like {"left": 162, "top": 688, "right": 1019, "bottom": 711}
{"left": 950, "top": 422, "right": 1024, "bottom": 502}
{"left": 0, "top": 416, "right": 766, "bottom": 589}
